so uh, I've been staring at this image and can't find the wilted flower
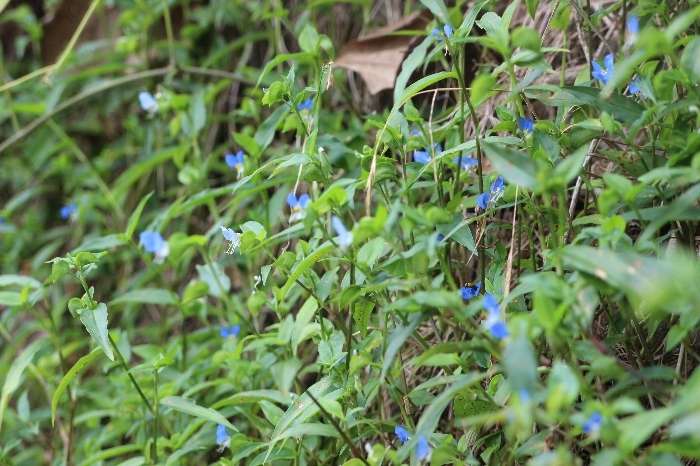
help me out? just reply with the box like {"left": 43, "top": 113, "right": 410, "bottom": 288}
{"left": 297, "top": 98, "right": 313, "bottom": 113}
{"left": 627, "top": 15, "right": 639, "bottom": 34}
{"left": 225, "top": 151, "right": 245, "bottom": 178}
{"left": 287, "top": 193, "right": 310, "bottom": 222}
{"left": 139, "top": 231, "right": 170, "bottom": 264}
{"left": 138, "top": 92, "right": 157, "bottom": 112}
{"left": 460, "top": 282, "right": 481, "bottom": 300}
{"left": 415, "top": 435, "right": 430, "bottom": 461}
{"left": 216, "top": 424, "right": 230, "bottom": 451}
{"left": 582, "top": 411, "right": 603, "bottom": 434}
{"left": 517, "top": 117, "right": 533, "bottom": 132}
{"left": 220, "top": 226, "right": 240, "bottom": 254}
{"left": 591, "top": 53, "right": 615, "bottom": 85}
{"left": 60, "top": 203, "right": 77, "bottom": 220}
{"left": 482, "top": 292, "right": 509, "bottom": 340}
{"left": 453, "top": 156, "right": 478, "bottom": 169}
{"left": 331, "top": 216, "right": 353, "bottom": 249}
{"left": 395, "top": 426, "right": 410, "bottom": 443}
{"left": 220, "top": 325, "right": 241, "bottom": 338}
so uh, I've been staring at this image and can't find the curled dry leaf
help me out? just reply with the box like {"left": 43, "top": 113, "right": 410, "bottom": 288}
{"left": 334, "top": 10, "right": 431, "bottom": 95}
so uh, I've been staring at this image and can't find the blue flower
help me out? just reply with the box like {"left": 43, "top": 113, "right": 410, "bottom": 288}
{"left": 431, "top": 142, "right": 443, "bottom": 153}
{"left": 460, "top": 282, "right": 481, "bottom": 300}
{"left": 432, "top": 25, "right": 453, "bottom": 42}
{"left": 139, "top": 231, "right": 170, "bottom": 263}
{"left": 395, "top": 426, "right": 410, "bottom": 443}
{"left": 220, "top": 325, "right": 241, "bottom": 338}
{"left": 517, "top": 117, "right": 533, "bottom": 132}
{"left": 297, "top": 98, "right": 313, "bottom": 112}
{"left": 482, "top": 292, "right": 508, "bottom": 340}
{"left": 331, "top": 216, "right": 353, "bottom": 249}
{"left": 225, "top": 151, "right": 245, "bottom": 178}
{"left": 627, "top": 15, "right": 639, "bottom": 34}
{"left": 490, "top": 176, "right": 505, "bottom": 196}
{"left": 436, "top": 233, "right": 445, "bottom": 242}
{"left": 411, "top": 128, "right": 421, "bottom": 136}
{"left": 591, "top": 53, "right": 615, "bottom": 85}
{"left": 60, "top": 203, "right": 77, "bottom": 220}
{"left": 476, "top": 192, "right": 490, "bottom": 211}
{"left": 138, "top": 92, "right": 157, "bottom": 112}
{"left": 220, "top": 226, "right": 240, "bottom": 254}
{"left": 414, "top": 150, "right": 431, "bottom": 165}
{"left": 287, "top": 193, "right": 310, "bottom": 211}
{"left": 453, "top": 156, "right": 478, "bottom": 169}
{"left": 415, "top": 435, "right": 430, "bottom": 461}
{"left": 216, "top": 423, "right": 230, "bottom": 450}
{"left": 582, "top": 411, "right": 603, "bottom": 434}
{"left": 629, "top": 77, "right": 641, "bottom": 95}
{"left": 519, "top": 389, "right": 531, "bottom": 403}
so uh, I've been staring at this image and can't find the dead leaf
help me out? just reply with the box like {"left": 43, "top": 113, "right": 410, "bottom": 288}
{"left": 334, "top": 11, "right": 431, "bottom": 95}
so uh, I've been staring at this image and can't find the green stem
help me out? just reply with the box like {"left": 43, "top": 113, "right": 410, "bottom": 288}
{"left": 109, "top": 335, "right": 153, "bottom": 414}
{"left": 161, "top": 0, "right": 176, "bottom": 66}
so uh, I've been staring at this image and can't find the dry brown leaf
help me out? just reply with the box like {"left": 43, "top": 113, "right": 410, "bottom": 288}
{"left": 334, "top": 10, "right": 431, "bottom": 95}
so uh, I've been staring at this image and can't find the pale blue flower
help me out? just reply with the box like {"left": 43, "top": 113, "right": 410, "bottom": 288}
{"left": 627, "top": 15, "right": 639, "bottom": 34}
{"left": 225, "top": 151, "right": 245, "bottom": 178}
{"left": 287, "top": 193, "right": 310, "bottom": 211}
{"left": 331, "top": 216, "right": 353, "bottom": 249}
{"left": 415, "top": 435, "right": 430, "bottom": 461}
{"left": 490, "top": 176, "right": 505, "bottom": 196}
{"left": 297, "top": 98, "right": 313, "bottom": 112}
{"left": 460, "top": 282, "right": 481, "bottom": 300}
{"left": 220, "top": 226, "right": 240, "bottom": 254}
{"left": 443, "top": 25, "right": 453, "bottom": 38}
{"left": 453, "top": 156, "right": 478, "bottom": 169}
{"left": 216, "top": 424, "right": 230, "bottom": 450}
{"left": 482, "top": 292, "right": 500, "bottom": 315}
{"left": 220, "top": 325, "right": 241, "bottom": 338}
{"left": 60, "top": 203, "right": 77, "bottom": 220}
{"left": 591, "top": 54, "right": 615, "bottom": 85}
{"left": 395, "top": 426, "right": 410, "bottom": 443}
{"left": 139, "top": 231, "right": 170, "bottom": 263}
{"left": 517, "top": 117, "right": 533, "bottom": 132}
{"left": 629, "top": 77, "right": 641, "bottom": 95}
{"left": 414, "top": 150, "right": 431, "bottom": 165}
{"left": 432, "top": 25, "right": 453, "bottom": 42}
{"left": 138, "top": 92, "right": 157, "bottom": 112}
{"left": 482, "top": 292, "right": 508, "bottom": 340}
{"left": 582, "top": 411, "right": 603, "bottom": 434}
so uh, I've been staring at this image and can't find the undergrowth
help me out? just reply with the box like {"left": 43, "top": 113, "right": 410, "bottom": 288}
{"left": 1, "top": 0, "right": 700, "bottom": 465}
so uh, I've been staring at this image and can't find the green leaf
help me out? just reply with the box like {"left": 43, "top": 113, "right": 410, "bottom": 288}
{"left": 437, "top": 213, "right": 476, "bottom": 253}
{"left": 380, "top": 313, "right": 425, "bottom": 380}
{"left": 298, "top": 24, "right": 319, "bottom": 53}
{"left": 254, "top": 101, "right": 290, "bottom": 155}
{"left": 0, "top": 291, "right": 22, "bottom": 306}
{"left": 394, "top": 38, "right": 431, "bottom": 105}
{"left": 275, "top": 422, "right": 340, "bottom": 441}
{"left": 481, "top": 141, "right": 538, "bottom": 188}
{"left": 51, "top": 261, "right": 72, "bottom": 283}
{"left": 357, "top": 237, "right": 387, "bottom": 269}
{"left": 232, "top": 132, "right": 261, "bottom": 158}
{"left": 160, "top": 396, "right": 238, "bottom": 432}
{"left": 503, "top": 330, "right": 538, "bottom": 393}
{"left": 52, "top": 348, "right": 102, "bottom": 425}
{"left": 281, "top": 243, "right": 335, "bottom": 297}
{"left": 419, "top": 0, "right": 450, "bottom": 26}
{"left": 125, "top": 191, "right": 154, "bottom": 238}
{"left": 110, "top": 288, "right": 177, "bottom": 306}
{"left": 0, "top": 338, "right": 48, "bottom": 431}
{"left": 196, "top": 263, "right": 231, "bottom": 298}
{"left": 181, "top": 280, "right": 209, "bottom": 305}
{"left": 270, "top": 358, "right": 302, "bottom": 398}
{"left": 561, "top": 86, "right": 645, "bottom": 123}
{"left": 525, "top": 0, "right": 540, "bottom": 19}
{"left": 79, "top": 302, "right": 114, "bottom": 361}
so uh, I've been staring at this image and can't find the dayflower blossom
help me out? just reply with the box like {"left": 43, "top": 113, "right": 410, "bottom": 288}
{"left": 395, "top": 426, "right": 410, "bottom": 443}
{"left": 216, "top": 424, "right": 231, "bottom": 451}
{"left": 453, "top": 156, "right": 478, "bottom": 169}
{"left": 517, "top": 117, "right": 533, "bottom": 133}
{"left": 225, "top": 151, "right": 245, "bottom": 178}
{"left": 591, "top": 54, "right": 615, "bottom": 85}
{"left": 627, "top": 15, "right": 639, "bottom": 34}
{"left": 432, "top": 24, "right": 453, "bottom": 42}
{"left": 60, "top": 203, "right": 77, "bottom": 220}
{"left": 476, "top": 192, "right": 491, "bottom": 211}
{"left": 414, "top": 150, "right": 431, "bottom": 165}
{"left": 416, "top": 435, "right": 430, "bottom": 461}
{"left": 460, "top": 282, "right": 481, "bottom": 300}
{"left": 220, "top": 226, "right": 240, "bottom": 254}
{"left": 482, "top": 292, "right": 509, "bottom": 340}
{"left": 287, "top": 193, "right": 310, "bottom": 222}
{"left": 220, "top": 325, "right": 241, "bottom": 338}
{"left": 139, "top": 231, "right": 170, "bottom": 264}
{"left": 491, "top": 176, "right": 505, "bottom": 197}
{"left": 476, "top": 176, "right": 505, "bottom": 213}
{"left": 629, "top": 77, "right": 642, "bottom": 95}
{"left": 331, "top": 216, "right": 353, "bottom": 249}
{"left": 138, "top": 92, "right": 157, "bottom": 112}
{"left": 436, "top": 233, "right": 445, "bottom": 242}
{"left": 582, "top": 411, "right": 603, "bottom": 434}
{"left": 297, "top": 98, "right": 313, "bottom": 113}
